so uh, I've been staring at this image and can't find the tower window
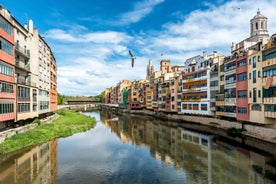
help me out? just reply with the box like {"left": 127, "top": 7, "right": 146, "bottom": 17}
{"left": 261, "top": 22, "right": 264, "bottom": 29}
{"left": 256, "top": 22, "right": 258, "bottom": 30}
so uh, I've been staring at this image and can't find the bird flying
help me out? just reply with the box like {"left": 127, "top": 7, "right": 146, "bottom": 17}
{"left": 129, "top": 50, "right": 136, "bottom": 67}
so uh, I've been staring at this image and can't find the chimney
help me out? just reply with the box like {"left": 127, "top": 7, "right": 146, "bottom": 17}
{"left": 29, "top": 19, "right": 33, "bottom": 34}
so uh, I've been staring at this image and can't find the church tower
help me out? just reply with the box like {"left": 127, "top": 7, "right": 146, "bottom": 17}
{"left": 146, "top": 59, "right": 154, "bottom": 80}
{"left": 249, "top": 9, "right": 269, "bottom": 42}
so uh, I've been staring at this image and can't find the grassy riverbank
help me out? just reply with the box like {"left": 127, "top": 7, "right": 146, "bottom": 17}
{"left": 0, "top": 109, "right": 96, "bottom": 154}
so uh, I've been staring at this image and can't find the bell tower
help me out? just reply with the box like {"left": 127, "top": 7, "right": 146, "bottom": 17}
{"left": 249, "top": 9, "right": 269, "bottom": 42}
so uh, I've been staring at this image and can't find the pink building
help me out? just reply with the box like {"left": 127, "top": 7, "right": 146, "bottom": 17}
{"left": 236, "top": 56, "right": 249, "bottom": 122}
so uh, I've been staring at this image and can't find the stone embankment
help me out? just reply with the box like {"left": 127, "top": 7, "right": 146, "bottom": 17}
{"left": 118, "top": 108, "right": 276, "bottom": 144}
{"left": 0, "top": 113, "right": 59, "bottom": 144}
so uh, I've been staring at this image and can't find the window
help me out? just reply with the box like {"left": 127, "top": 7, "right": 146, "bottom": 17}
{"left": 263, "top": 87, "right": 276, "bottom": 98}
{"left": 18, "top": 86, "right": 30, "bottom": 101}
{"left": 238, "top": 107, "right": 247, "bottom": 114}
{"left": 0, "top": 102, "right": 14, "bottom": 114}
{"left": 252, "top": 104, "right": 262, "bottom": 111}
{"left": 18, "top": 103, "right": 30, "bottom": 113}
{"left": 201, "top": 104, "right": 207, "bottom": 111}
{"left": 225, "top": 74, "right": 236, "bottom": 84}
{"left": 224, "top": 61, "right": 236, "bottom": 72}
{"left": 249, "top": 73, "right": 251, "bottom": 79}
{"left": 0, "top": 61, "right": 14, "bottom": 76}
{"left": 253, "top": 88, "right": 257, "bottom": 102}
{"left": 171, "top": 96, "right": 175, "bottom": 102}
{"left": 182, "top": 104, "right": 187, "bottom": 110}
{"left": 263, "top": 68, "right": 276, "bottom": 78}
{"left": 265, "top": 105, "right": 276, "bottom": 112}
{"left": 237, "top": 72, "right": 247, "bottom": 82}
{"left": 0, "top": 37, "right": 13, "bottom": 55}
{"left": 253, "top": 56, "right": 256, "bottom": 68}
{"left": 258, "top": 71, "right": 261, "bottom": 78}
{"left": 210, "top": 80, "right": 218, "bottom": 87}
{"left": 225, "top": 88, "right": 236, "bottom": 98}
{"left": 238, "top": 90, "right": 247, "bottom": 98}
{"left": 249, "top": 59, "right": 251, "bottom": 65}
{"left": 39, "top": 101, "right": 49, "bottom": 110}
{"left": 193, "top": 104, "right": 199, "bottom": 110}
{"left": 258, "top": 90, "right": 261, "bottom": 98}
{"left": 0, "top": 16, "right": 13, "bottom": 35}
{"left": 253, "top": 70, "right": 256, "bottom": 83}
{"left": 237, "top": 59, "right": 246, "bottom": 67}
{"left": 225, "top": 106, "right": 236, "bottom": 113}
{"left": 0, "top": 81, "right": 13, "bottom": 93}
{"left": 264, "top": 51, "right": 276, "bottom": 61}
{"left": 258, "top": 55, "right": 261, "bottom": 62}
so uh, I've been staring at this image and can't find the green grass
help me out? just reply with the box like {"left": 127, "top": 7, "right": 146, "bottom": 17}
{"left": 0, "top": 109, "right": 96, "bottom": 154}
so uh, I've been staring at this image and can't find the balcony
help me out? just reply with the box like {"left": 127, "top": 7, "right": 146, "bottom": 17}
{"left": 216, "top": 101, "right": 225, "bottom": 106}
{"left": 224, "top": 112, "right": 236, "bottom": 118}
{"left": 264, "top": 97, "right": 276, "bottom": 104}
{"left": 16, "top": 76, "right": 37, "bottom": 87}
{"left": 15, "top": 45, "right": 30, "bottom": 58}
{"left": 216, "top": 111, "right": 225, "bottom": 116}
{"left": 210, "top": 106, "right": 216, "bottom": 111}
{"left": 264, "top": 111, "right": 276, "bottom": 118}
{"left": 263, "top": 58, "right": 276, "bottom": 68}
{"left": 16, "top": 60, "right": 30, "bottom": 72}
{"left": 225, "top": 98, "right": 236, "bottom": 106}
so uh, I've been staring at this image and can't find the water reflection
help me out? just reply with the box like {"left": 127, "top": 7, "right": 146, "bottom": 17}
{"left": 101, "top": 111, "right": 276, "bottom": 184}
{"left": 0, "top": 111, "right": 275, "bottom": 184}
{"left": 0, "top": 140, "right": 58, "bottom": 184}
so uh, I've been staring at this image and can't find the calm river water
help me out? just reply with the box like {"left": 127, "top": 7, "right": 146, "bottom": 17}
{"left": 0, "top": 111, "right": 275, "bottom": 184}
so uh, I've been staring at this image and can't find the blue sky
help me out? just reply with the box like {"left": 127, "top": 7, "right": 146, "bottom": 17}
{"left": 1, "top": 0, "right": 276, "bottom": 96}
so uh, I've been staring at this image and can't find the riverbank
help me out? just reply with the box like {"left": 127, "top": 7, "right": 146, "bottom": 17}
{"left": 0, "top": 109, "right": 96, "bottom": 154}
{"left": 114, "top": 108, "right": 276, "bottom": 144}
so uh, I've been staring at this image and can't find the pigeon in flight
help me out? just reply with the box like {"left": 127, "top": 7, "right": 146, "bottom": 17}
{"left": 129, "top": 50, "right": 136, "bottom": 67}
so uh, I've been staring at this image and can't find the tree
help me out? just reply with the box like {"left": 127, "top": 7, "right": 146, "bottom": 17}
{"left": 58, "top": 93, "right": 65, "bottom": 105}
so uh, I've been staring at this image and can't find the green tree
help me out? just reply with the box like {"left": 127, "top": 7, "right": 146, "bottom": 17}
{"left": 58, "top": 93, "right": 65, "bottom": 105}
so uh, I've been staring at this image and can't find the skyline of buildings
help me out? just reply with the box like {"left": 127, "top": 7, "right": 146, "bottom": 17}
{"left": 105, "top": 10, "right": 276, "bottom": 127}
{"left": 0, "top": 5, "right": 57, "bottom": 129}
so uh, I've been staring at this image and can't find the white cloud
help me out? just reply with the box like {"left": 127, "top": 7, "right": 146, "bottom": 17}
{"left": 116, "top": 0, "right": 165, "bottom": 25}
{"left": 45, "top": 0, "right": 276, "bottom": 96}
{"left": 44, "top": 29, "right": 131, "bottom": 44}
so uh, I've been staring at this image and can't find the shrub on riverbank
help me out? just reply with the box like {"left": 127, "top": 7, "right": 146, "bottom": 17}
{"left": 0, "top": 109, "right": 96, "bottom": 154}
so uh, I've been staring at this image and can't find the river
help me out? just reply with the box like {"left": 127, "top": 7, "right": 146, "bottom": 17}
{"left": 0, "top": 110, "right": 275, "bottom": 184}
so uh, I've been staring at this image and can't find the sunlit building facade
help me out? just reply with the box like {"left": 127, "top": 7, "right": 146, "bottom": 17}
{"left": 0, "top": 5, "right": 57, "bottom": 128}
{"left": 0, "top": 6, "right": 15, "bottom": 128}
{"left": 14, "top": 19, "right": 38, "bottom": 122}
{"left": 181, "top": 54, "right": 213, "bottom": 116}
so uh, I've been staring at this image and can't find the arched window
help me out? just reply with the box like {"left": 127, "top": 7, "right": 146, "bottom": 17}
{"left": 261, "top": 22, "right": 264, "bottom": 29}
{"left": 256, "top": 22, "right": 258, "bottom": 30}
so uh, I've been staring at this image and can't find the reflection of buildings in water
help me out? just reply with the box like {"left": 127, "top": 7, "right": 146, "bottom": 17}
{"left": 103, "top": 112, "right": 276, "bottom": 184}
{"left": 211, "top": 140, "right": 276, "bottom": 184}
{"left": 0, "top": 139, "right": 58, "bottom": 184}
{"left": 180, "top": 129, "right": 214, "bottom": 184}
{"left": 249, "top": 151, "right": 276, "bottom": 184}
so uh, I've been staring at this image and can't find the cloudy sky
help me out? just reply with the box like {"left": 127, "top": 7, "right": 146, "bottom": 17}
{"left": 1, "top": 0, "right": 276, "bottom": 96}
